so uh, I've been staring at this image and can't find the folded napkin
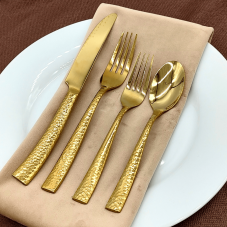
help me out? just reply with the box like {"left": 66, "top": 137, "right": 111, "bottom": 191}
{"left": 0, "top": 3, "right": 213, "bottom": 227}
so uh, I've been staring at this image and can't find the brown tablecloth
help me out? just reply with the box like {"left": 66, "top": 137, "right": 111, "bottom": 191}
{"left": 0, "top": 0, "right": 226, "bottom": 226}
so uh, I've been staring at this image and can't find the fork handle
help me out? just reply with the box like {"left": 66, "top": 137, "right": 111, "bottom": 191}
{"left": 106, "top": 111, "right": 162, "bottom": 213}
{"left": 73, "top": 106, "right": 129, "bottom": 204}
{"left": 13, "top": 89, "right": 78, "bottom": 185}
{"left": 41, "top": 86, "right": 108, "bottom": 193}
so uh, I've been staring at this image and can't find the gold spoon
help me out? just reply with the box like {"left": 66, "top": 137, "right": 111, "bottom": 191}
{"left": 105, "top": 61, "right": 185, "bottom": 213}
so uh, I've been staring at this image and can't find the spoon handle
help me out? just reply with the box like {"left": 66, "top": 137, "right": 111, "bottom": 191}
{"left": 106, "top": 111, "right": 161, "bottom": 213}
{"left": 72, "top": 106, "right": 129, "bottom": 204}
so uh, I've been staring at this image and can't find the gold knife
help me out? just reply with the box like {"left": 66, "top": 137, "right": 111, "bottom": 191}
{"left": 13, "top": 13, "right": 118, "bottom": 185}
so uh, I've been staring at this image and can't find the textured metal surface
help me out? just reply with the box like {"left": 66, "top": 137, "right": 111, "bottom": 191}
{"left": 73, "top": 54, "right": 154, "bottom": 204}
{"left": 42, "top": 33, "right": 137, "bottom": 193}
{"left": 72, "top": 106, "right": 129, "bottom": 204}
{"left": 12, "top": 14, "right": 118, "bottom": 185}
{"left": 105, "top": 112, "right": 160, "bottom": 213}
{"left": 42, "top": 86, "right": 108, "bottom": 193}
{"left": 106, "top": 61, "right": 185, "bottom": 213}
{"left": 12, "top": 91, "right": 78, "bottom": 185}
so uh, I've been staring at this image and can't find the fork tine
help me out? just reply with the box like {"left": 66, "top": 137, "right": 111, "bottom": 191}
{"left": 112, "top": 32, "right": 128, "bottom": 72}
{"left": 122, "top": 34, "right": 137, "bottom": 77}
{"left": 142, "top": 55, "right": 154, "bottom": 95}
{"left": 126, "top": 53, "right": 141, "bottom": 89}
{"left": 106, "top": 32, "right": 124, "bottom": 71}
{"left": 137, "top": 54, "right": 150, "bottom": 92}
{"left": 117, "top": 33, "right": 132, "bottom": 74}
{"left": 132, "top": 53, "right": 146, "bottom": 90}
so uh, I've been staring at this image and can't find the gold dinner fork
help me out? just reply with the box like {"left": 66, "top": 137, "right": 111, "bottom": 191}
{"left": 73, "top": 53, "right": 154, "bottom": 204}
{"left": 42, "top": 32, "right": 137, "bottom": 193}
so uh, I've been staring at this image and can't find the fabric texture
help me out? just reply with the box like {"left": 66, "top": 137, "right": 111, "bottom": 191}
{"left": 0, "top": 1, "right": 226, "bottom": 227}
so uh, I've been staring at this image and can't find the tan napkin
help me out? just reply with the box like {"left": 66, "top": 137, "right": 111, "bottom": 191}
{"left": 0, "top": 3, "right": 213, "bottom": 227}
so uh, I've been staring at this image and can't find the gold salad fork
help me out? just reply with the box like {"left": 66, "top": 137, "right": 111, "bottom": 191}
{"left": 42, "top": 32, "right": 137, "bottom": 193}
{"left": 73, "top": 53, "right": 154, "bottom": 204}
{"left": 106, "top": 61, "right": 185, "bottom": 213}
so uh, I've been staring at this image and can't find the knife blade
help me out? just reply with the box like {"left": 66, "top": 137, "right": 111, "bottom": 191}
{"left": 13, "top": 13, "right": 117, "bottom": 185}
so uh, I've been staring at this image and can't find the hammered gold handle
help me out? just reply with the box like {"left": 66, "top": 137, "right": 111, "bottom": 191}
{"left": 106, "top": 111, "right": 162, "bottom": 213}
{"left": 73, "top": 106, "right": 129, "bottom": 204}
{"left": 12, "top": 89, "right": 78, "bottom": 185}
{"left": 41, "top": 86, "right": 108, "bottom": 193}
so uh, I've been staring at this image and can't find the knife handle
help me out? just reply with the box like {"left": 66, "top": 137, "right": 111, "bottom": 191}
{"left": 72, "top": 106, "right": 129, "bottom": 204}
{"left": 105, "top": 112, "right": 161, "bottom": 213}
{"left": 41, "top": 86, "right": 108, "bottom": 193}
{"left": 12, "top": 89, "right": 78, "bottom": 185}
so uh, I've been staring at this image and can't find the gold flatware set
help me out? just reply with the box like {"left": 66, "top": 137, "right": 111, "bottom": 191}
{"left": 12, "top": 13, "right": 185, "bottom": 213}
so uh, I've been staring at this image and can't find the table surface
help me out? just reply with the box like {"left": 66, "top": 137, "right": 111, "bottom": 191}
{"left": 0, "top": 0, "right": 227, "bottom": 226}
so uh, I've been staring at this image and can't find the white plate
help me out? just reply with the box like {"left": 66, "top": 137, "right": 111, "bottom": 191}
{"left": 0, "top": 20, "right": 227, "bottom": 227}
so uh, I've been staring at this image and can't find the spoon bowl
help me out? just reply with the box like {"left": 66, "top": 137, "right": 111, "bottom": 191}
{"left": 149, "top": 61, "right": 185, "bottom": 113}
